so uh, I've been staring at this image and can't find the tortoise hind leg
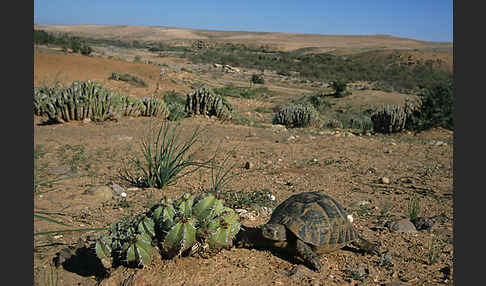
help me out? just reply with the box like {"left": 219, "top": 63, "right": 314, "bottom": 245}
{"left": 295, "top": 239, "right": 322, "bottom": 272}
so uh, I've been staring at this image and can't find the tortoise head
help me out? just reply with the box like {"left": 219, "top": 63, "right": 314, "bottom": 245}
{"left": 261, "top": 223, "right": 287, "bottom": 241}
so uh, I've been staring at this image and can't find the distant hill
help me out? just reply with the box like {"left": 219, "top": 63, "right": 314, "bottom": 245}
{"left": 34, "top": 24, "right": 452, "bottom": 54}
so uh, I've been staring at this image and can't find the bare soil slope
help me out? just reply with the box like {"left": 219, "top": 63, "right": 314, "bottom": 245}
{"left": 35, "top": 24, "right": 452, "bottom": 53}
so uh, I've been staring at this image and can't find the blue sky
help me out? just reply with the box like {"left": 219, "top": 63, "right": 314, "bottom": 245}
{"left": 34, "top": 0, "right": 453, "bottom": 42}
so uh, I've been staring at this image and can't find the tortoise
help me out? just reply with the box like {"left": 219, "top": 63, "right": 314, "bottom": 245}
{"left": 260, "top": 191, "right": 380, "bottom": 271}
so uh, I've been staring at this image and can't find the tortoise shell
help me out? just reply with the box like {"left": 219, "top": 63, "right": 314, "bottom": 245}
{"left": 268, "top": 191, "right": 358, "bottom": 253}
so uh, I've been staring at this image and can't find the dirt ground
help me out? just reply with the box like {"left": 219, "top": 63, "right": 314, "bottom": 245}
{"left": 33, "top": 49, "right": 453, "bottom": 286}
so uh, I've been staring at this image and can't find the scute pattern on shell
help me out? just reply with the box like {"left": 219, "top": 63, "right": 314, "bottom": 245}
{"left": 268, "top": 192, "right": 358, "bottom": 251}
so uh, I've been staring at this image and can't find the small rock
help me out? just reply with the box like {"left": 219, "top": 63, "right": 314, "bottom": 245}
{"left": 380, "top": 177, "right": 391, "bottom": 184}
{"left": 412, "top": 217, "right": 435, "bottom": 231}
{"left": 244, "top": 161, "right": 254, "bottom": 169}
{"left": 47, "top": 164, "right": 72, "bottom": 176}
{"left": 53, "top": 247, "right": 75, "bottom": 267}
{"left": 365, "top": 132, "right": 372, "bottom": 136}
{"left": 285, "top": 135, "right": 296, "bottom": 142}
{"left": 111, "top": 183, "right": 126, "bottom": 196}
{"left": 288, "top": 265, "right": 311, "bottom": 278}
{"left": 84, "top": 185, "right": 114, "bottom": 202}
{"left": 235, "top": 209, "right": 257, "bottom": 221}
{"left": 389, "top": 219, "right": 417, "bottom": 233}
{"left": 271, "top": 124, "right": 287, "bottom": 132}
{"left": 113, "top": 135, "right": 133, "bottom": 141}
{"left": 384, "top": 282, "right": 406, "bottom": 286}
{"left": 349, "top": 200, "right": 370, "bottom": 208}
{"left": 399, "top": 271, "right": 419, "bottom": 282}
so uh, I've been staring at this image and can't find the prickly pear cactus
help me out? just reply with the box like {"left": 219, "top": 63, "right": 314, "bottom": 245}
{"left": 94, "top": 193, "right": 241, "bottom": 269}
{"left": 185, "top": 87, "right": 233, "bottom": 120}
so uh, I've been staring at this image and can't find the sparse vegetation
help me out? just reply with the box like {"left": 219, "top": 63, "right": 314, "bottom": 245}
{"left": 34, "top": 29, "right": 93, "bottom": 56}
{"left": 428, "top": 238, "right": 440, "bottom": 265}
{"left": 109, "top": 72, "right": 147, "bottom": 87}
{"left": 408, "top": 196, "right": 421, "bottom": 222}
{"left": 189, "top": 45, "right": 452, "bottom": 93}
{"left": 251, "top": 73, "right": 265, "bottom": 85}
{"left": 120, "top": 121, "right": 210, "bottom": 189}
{"left": 330, "top": 79, "right": 350, "bottom": 97}
{"left": 213, "top": 84, "right": 271, "bottom": 100}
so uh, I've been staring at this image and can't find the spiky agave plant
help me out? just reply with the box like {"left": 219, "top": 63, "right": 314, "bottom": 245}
{"left": 94, "top": 193, "right": 241, "bottom": 268}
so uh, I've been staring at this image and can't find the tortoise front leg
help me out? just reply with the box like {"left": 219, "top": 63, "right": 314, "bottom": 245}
{"left": 295, "top": 239, "right": 322, "bottom": 272}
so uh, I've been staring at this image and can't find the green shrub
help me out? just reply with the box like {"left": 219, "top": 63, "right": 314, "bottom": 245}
{"left": 272, "top": 104, "right": 320, "bottom": 128}
{"left": 80, "top": 45, "right": 93, "bottom": 55}
{"left": 330, "top": 80, "right": 350, "bottom": 97}
{"left": 213, "top": 84, "right": 270, "bottom": 100}
{"left": 109, "top": 72, "right": 147, "bottom": 87}
{"left": 251, "top": 73, "right": 265, "bottom": 85}
{"left": 405, "top": 80, "right": 454, "bottom": 131}
{"left": 308, "top": 94, "right": 332, "bottom": 112}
